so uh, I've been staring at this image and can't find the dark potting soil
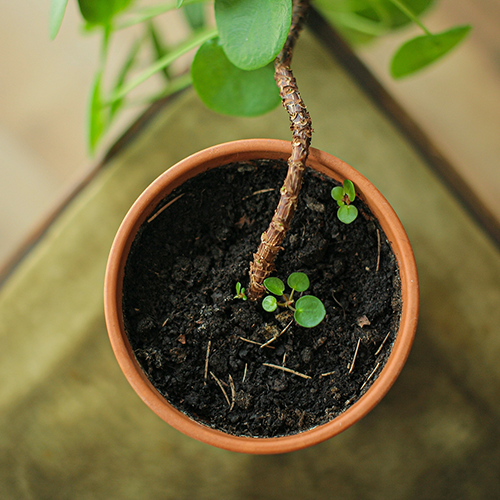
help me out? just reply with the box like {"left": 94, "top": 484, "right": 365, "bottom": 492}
{"left": 122, "top": 159, "right": 402, "bottom": 438}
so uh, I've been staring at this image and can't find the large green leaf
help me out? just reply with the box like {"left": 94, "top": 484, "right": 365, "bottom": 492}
{"left": 215, "top": 0, "right": 292, "bottom": 71}
{"left": 315, "top": 0, "right": 433, "bottom": 28}
{"left": 110, "top": 38, "right": 142, "bottom": 121}
{"left": 183, "top": 2, "right": 206, "bottom": 31}
{"left": 368, "top": 0, "right": 434, "bottom": 29}
{"left": 49, "top": 0, "right": 69, "bottom": 40}
{"left": 191, "top": 38, "right": 281, "bottom": 117}
{"left": 88, "top": 70, "right": 106, "bottom": 154}
{"left": 78, "top": 0, "right": 134, "bottom": 26}
{"left": 391, "top": 25, "right": 472, "bottom": 78}
{"left": 314, "top": 0, "right": 434, "bottom": 44}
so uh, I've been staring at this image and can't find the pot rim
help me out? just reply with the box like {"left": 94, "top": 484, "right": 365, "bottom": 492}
{"left": 104, "top": 138, "right": 419, "bottom": 454}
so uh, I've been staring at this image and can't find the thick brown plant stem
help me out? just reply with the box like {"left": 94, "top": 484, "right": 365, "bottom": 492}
{"left": 248, "top": 0, "right": 312, "bottom": 300}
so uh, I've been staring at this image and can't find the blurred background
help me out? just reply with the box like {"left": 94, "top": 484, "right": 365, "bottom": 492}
{"left": 1, "top": 0, "right": 499, "bottom": 270}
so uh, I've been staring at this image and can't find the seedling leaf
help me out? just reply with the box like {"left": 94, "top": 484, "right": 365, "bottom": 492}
{"left": 234, "top": 282, "right": 247, "bottom": 300}
{"left": 262, "top": 295, "right": 278, "bottom": 312}
{"left": 338, "top": 204, "right": 358, "bottom": 224}
{"left": 294, "top": 296, "right": 326, "bottom": 328}
{"left": 343, "top": 179, "right": 356, "bottom": 202}
{"left": 215, "top": 0, "right": 292, "bottom": 71}
{"left": 287, "top": 272, "right": 309, "bottom": 292}
{"left": 331, "top": 186, "right": 344, "bottom": 202}
{"left": 264, "top": 277, "right": 285, "bottom": 296}
{"left": 391, "top": 25, "right": 472, "bottom": 78}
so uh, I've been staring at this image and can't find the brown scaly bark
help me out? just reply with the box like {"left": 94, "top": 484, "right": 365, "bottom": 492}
{"left": 248, "top": 0, "right": 312, "bottom": 300}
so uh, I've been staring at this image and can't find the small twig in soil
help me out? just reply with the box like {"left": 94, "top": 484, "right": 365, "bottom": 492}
{"left": 298, "top": 410, "right": 306, "bottom": 428}
{"left": 360, "top": 362, "right": 381, "bottom": 391}
{"left": 210, "top": 371, "right": 231, "bottom": 407}
{"left": 239, "top": 336, "right": 275, "bottom": 349}
{"left": 242, "top": 363, "right": 248, "bottom": 384}
{"left": 331, "top": 291, "right": 346, "bottom": 319}
{"left": 260, "top": 319, "right": 293, "bottom": 349}
{"left": 229, "top": 374, "right": 236, "bottom": 411}
{"left": 241, "top": 187, "right": 275, "bottom": 201}
{"left": 348, "top": 338, "right": 361, "bottom": 374}
{"left": 282, "top": 353, "right": 287, "bottom": 366}
{"left": 375, "top": 332, "right": 391, "bottom": 356}
{"left": 263, "top": 363, "right": 311, "bottom": 379}
{"left": 235, "top": 215, "right": 254, "bottom": 228}
{"left": 204, "top": 340, "right": 211, "bottom": 385}
{"left": 147, "top": 194, "right": 185, "bottom": 223}
{"left": 376, "top": 228, "right": 381, "bottom": 273}
{"left": 320, "top": 370, "right": 336, "bottom": 378}
{"left": 252, "top": 188, "right": 275, "bottom": 196}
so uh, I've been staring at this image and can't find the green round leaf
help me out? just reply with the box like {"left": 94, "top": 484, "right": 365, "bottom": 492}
{"left": 287, "top": 272, "right": 309, "bottom": 293}
{"left": 262, "top": 295, "right": 278, "bottom": 312}
{"left": 391, "top": 25, "right": 472, "bottom": 79}
{"left": 313, "top": 0, "right": 433, "bottom": 44}
{"left": 331, "top": 185, "right": 344, "bottom": 202}
{"left": 78, "top": 0, "right": 133, "bottom": 25}
{"left": 343, "top": 179, "right": 356, "bottom": 202}
{"left": 337, "top": 204, "right": 358, "bottom": 224}
{"left": 215, "top": 0, "right": 292, "bottom": 71}
{"left": 191, "top": 38, "right": 281, "bottom": 117}
{"left": 359, "top": 0, "right": 434, "bottom": 30}
{"left": 263, "top": 277, "right": 285, "bottom": 296}
{"left": 294, "top": 296, "right": 326, "bottom": 328}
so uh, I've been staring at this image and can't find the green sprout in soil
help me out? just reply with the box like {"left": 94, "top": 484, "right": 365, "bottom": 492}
{"left": 234, "top": 282, "right": 248, "bottom": 301}
{"left": 331, "top": 179, "right": 358, "bottom": 224}
{"left": 262, "top": 272, "right": 326, "bottom": 328}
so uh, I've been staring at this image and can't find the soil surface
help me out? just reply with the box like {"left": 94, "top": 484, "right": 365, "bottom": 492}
{"left": 122, "top": 159, "right": 401, "bottom": 438}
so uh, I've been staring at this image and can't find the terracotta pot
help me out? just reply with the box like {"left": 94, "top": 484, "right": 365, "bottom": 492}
{"left": 104, "top": 138, "right": 419, "bottom": 454}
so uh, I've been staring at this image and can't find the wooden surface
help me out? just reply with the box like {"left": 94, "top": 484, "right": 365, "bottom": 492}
{"left": 1, "top": 31, "right": 500, "bottom": 499}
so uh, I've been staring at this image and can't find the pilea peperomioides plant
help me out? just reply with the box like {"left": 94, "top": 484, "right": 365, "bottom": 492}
{"left": 50, "top": 0, "right": 471, "bottom": 152}
{"left": 51, "top": 0, "right": 470, "bottom": 300}
{"left": 331, "top": 179, "right": 359, "bottom": 224}
{"left": 262, "top": 272, "right": 326, "bottom": 328}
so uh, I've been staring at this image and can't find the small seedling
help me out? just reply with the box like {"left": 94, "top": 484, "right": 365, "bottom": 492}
{"left": 234, "top": 282, "right": 248, "bottom": 301}
{"left": 262, "top": 272, "right": 325, "bottom": 328}
{"left": 331, "top": 179, "right": 358, "bottom": 224}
